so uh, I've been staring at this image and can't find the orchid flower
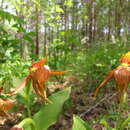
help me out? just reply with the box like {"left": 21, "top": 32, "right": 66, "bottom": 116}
{"left": 94, "top": 52, "right": 130, "bottom": 103}
{"left": 0, "top": 99, "right": 16, "bottom": 117}
{"left": 0, "top": 88, "right": 16, "bottom": 118}
{"left": 10, "top": 56, "right": 68, "bottom": 103}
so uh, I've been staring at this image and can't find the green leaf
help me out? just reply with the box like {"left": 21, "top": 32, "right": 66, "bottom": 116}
{"left": 27, "top": 32, "right": 36, "bottom": 36}
{"left": 25, "top": 87, "right": 71, "bottom": 130}
{"left": 64, "top": 0, "right": 73, "bottom": 8}
{"left": 0, "top": 10, "right": 23, "bottom": 23}
{"left": 119, "top": 116, "right": 130, "bottom": 130}
{"left": 55, "top": 5, "right": 64, "bottom": 13}
{"left": 18, "top": 118, "right": 36, "bottom": 130}
{"left": 72, "top": 115, "right": 92, "bottom": 130}
{"left": 100, "top": 118, "right": 114, "bottom": 130}
{"left": 24, "top": 35, "right": 33, "bottom": 43}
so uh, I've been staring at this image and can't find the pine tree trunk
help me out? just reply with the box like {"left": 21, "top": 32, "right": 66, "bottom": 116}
{"left": 35, "top": 5, "right": 39, "bottom": 56}
{"left": 88, "top": 0, "right": 93, "bottom": 45}
{"left": 107, "top": 0, "right": 111, "bottom": 41}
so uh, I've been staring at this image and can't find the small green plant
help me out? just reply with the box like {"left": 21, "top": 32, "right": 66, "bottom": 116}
{"left": 17, "top": 87, "right": 71, "bottom": 130}
{"left": 99, "top": 116, "right": 130, "bottom": 130}
{"left": 72, "top": 115, "right": 130, "bottom": 130}
{"left": 72, "top": 115, "right": 92, "bottom": 130}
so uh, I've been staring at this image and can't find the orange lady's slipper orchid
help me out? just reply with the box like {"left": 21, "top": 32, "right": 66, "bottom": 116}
{"left": 94, "top": 64, "right": 130, "bottom": 103}
{"left": 0, "top": 99, "right": 16, "bottom": 117}
{"left": 0, "top": 88, "right": 16, "bottom": 118}
{"left": 10, "top": 57, "right": 68, "bottom": 103}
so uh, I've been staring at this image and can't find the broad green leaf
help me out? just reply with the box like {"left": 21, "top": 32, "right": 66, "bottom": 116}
{"left": 25, "top": 87, "right": 71, "bottom": 130}
{"left": 72, "top": 115, "right": 92, "bottom": 130}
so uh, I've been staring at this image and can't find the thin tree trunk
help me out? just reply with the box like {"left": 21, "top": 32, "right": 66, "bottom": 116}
{"left": 16, "top": 1, "right": 28, "bottom": 59}
{"left": 0, "top": 0, "right": 4, "bottom": 9}
{"left": 88, "top": 0, "right": 93, "bottom": 45}
{"left": 115, "top": 0, "right": 121, "bottom": 39}
{"left": 107, "top": 0, "right": 111, "bottom": 41}
{"left": 44, "top": 20, "right": 47, "bottom": 56}
{"left": 35, "top": 5, "right": 39, "bottom": 56}
{"left": 93, "top": 2, "right": 97, "bottom": 42}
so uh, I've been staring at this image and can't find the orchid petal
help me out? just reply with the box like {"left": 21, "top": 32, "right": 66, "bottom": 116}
{"left": 94, "top": 70, "right": 114, "bottom": 99}
{"left": 50, "top": 70, "right": 69, "bottom": 75}
{"left": 31, "top": 56, "right": 48, "bottom": 70}
{"left": 114, "top": 66, "right": 130, "bottom": 103}
{"left": 9, "top": 76, "right": 31, "bottom": 96}
{"left": 0, "top": 99, "right": 16, "bottom": 117}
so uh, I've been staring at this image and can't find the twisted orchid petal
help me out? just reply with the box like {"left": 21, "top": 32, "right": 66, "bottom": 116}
{"left": 50, "top": 70, "right": 69, "bottom": 75}
{"left": 9, "top": 76, "right": 31, "bottom": 96}
{"left": 94, "top": 70, "right": 114, "bottom": 99}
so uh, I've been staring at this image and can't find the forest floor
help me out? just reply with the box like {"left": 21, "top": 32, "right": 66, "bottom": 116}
{"left": 0, "top": 75, "right": 130, "bottom": 130}
{"left": 49, "top": 76, "right": 130, "bottom": 130}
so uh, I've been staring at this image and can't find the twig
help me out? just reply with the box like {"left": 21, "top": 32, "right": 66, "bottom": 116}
{"left": 80, "top": 93, "right": 117, "bottom": 117}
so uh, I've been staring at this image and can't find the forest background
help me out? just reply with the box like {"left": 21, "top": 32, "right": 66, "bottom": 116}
{"left": 0, "top": 0, "right": 130, "bottom": 129}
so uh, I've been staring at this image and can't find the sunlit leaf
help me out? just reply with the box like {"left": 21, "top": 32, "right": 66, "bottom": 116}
{"left": 64, "top": 0, "right": 73, "bottom": 8}
{"left": 72, "top": 115, "right": 92, "bottom": 130}
{"left": 55, "top": 5, "right": 64, "bottom": 13}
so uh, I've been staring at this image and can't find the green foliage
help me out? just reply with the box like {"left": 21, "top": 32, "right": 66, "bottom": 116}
{"left": 0, "top": 10, "right": 23, "bottom": 23}
{"left": 0, "top": 9, "right": 35, "bottom": 61}
{"left": 119, "top": 116, "right": 130, "bottom": 130}
{"left": 64, "top": 0, "right": 73, "bottom": 8}
{"left": 72, "top": 115, "right": 92, "bottom": 130}
{"left": 18, "top": 87, "right": 71, "bottom": 130}
{"left": 0, "top": 0, "right": 129, "bottom": 129}
{"left": 48, "top": 41, "right": 130, "bottom": 91}
{"left": 0, "top": 57, "right": 30, "bottom": 90}
{"left": 0, "top": 10, "right": 24, "bottom": 60}
{"left": 91, "top": 112, "right": 130, "bottom": 130}
{"left": 100, "top": 116, "right": 130, "bottom": 130}
{"left": 18, "top": 118, "right": 36, "bottom": 130}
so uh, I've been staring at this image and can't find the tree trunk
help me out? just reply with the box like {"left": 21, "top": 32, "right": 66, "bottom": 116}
{"left": 107, "top": 0, "right": 111, "bottom": 41}
{"left": 35, "top": 5, "right": 39, "bottom": 56}
{"left": 44, "top": 20, "right": 47, "bottom": 56}
{"left": 88, "top": 0, "right": 93, "bottom": 45}
{"left": 115, "top": 0, "right": 122, "bottom": 39}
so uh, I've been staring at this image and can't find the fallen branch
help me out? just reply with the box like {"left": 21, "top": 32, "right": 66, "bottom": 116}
{"left": 80, "top": 93, "right": 117, "bottom": 117}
